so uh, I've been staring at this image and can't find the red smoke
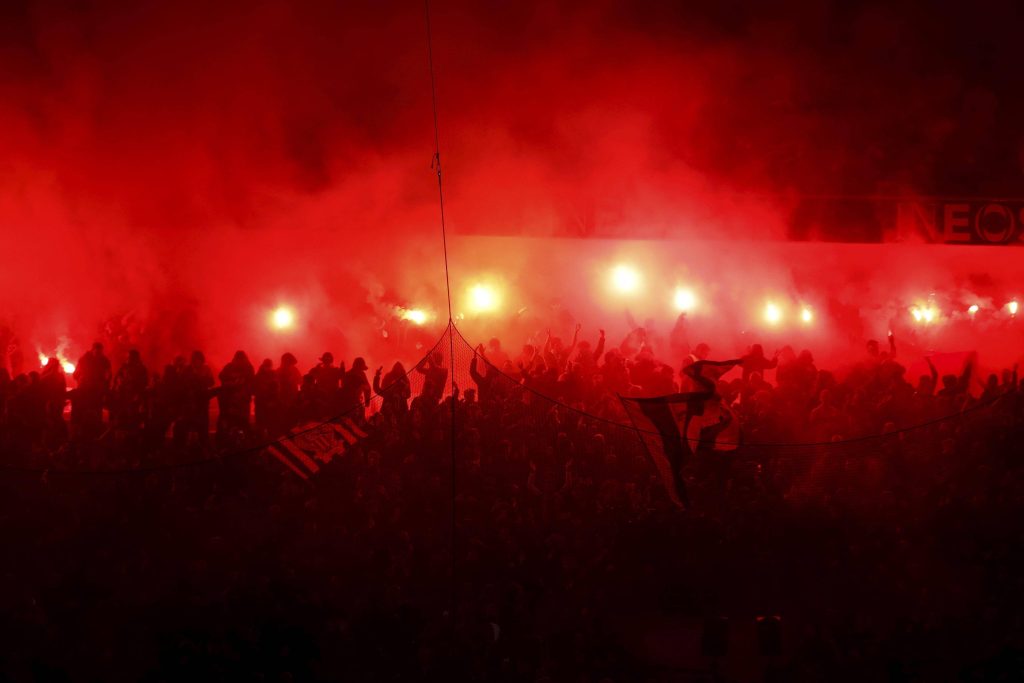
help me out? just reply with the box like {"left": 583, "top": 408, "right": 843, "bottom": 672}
{"left": 1, "top": 1, "right": 1022, "bottom": 372}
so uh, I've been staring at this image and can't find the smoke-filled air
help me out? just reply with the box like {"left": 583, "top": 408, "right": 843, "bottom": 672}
{"left": 2, "top": 0, "right": 1022, "bottom": 373}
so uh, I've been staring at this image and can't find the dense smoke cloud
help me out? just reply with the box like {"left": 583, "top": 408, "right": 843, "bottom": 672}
{"left": 1, "top": 0, "right": 1022, "bottom": 370}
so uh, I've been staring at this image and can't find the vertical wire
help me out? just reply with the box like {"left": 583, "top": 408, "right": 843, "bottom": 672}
{"left": 423, "top": 0, "right": 458, "bottom": 627}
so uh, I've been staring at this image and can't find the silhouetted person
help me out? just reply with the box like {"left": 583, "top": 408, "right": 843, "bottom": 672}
{"left": 680, "top": 342, "right": 710, "bottom": 392}
{"left": 253, "top": 358, "right": 279, "bottom": 436}
{"left": 544, "top": 324, "right": 580, "bottom": 373}
{"left": 742, "top": 344, "right": 778, "bottom": 381}
{"left": 11, "top": 372, "right": 46, "bottom": 448}
{"left": 470, "top": 345, "right": 500, "bottom": 403}
{"left": 217, "top": 350, "right": 254, "bottom": 441}
{"left": 111, "top": 349, "right": 148, "bottom": 433}
{"left": 669, "top": 312, "right": 690, "bottom": 361}
{"left": 340, "top": 357, "right": 371, "bottom": 417}
{"left": 417, "top": 350, "right": 448, "bottom": 404}
{"left": 150, "top": 355, "right": 185, "bottom": 447}
{"left": 374, "top": 362, "right": 410, "bottom": 423}
{"left": 936, "top": 354, "right": 974, "bottom": 414}
{"left": 39, "top": 358, "right": 68, "bottom": 445}
{"left": 72, "top": 342, "right": 111, "bottom": 437}
{"left": 485, "top": 337, "right": 509, "bottom": 368}
{"left": 174, "top": 351, "right": 214, "bottom": 448}
{"left": 276, "top": 352, "right": 302, "bottom": 431}
{"left": 309, "top": 352, "right": 342, "bottom": 417}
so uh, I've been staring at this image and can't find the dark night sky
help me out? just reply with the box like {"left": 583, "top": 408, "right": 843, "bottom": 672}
{"left": 2, "top": 0, "right": 1023, "bottom": 234}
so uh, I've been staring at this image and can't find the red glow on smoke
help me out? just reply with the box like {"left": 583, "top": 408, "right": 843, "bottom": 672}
{"left": 0, "top": 2, "right": 1022, "bottom": 373}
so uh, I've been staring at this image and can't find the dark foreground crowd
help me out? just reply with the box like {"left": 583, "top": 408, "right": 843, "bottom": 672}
{"left": 1, "top": 325, "right": 1023, "bottom": 681}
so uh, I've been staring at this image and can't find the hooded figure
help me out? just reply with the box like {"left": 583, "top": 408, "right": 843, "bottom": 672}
{"left": 253, "top": 358, "right": 279, "bottom": 434}
{"left": 340, "top": 356, "right": 371, "bottom": 416}
{"left": 374, "top": 362, "right": 411, "bottom": 421}
{"left": 276, "top": 352, "right": 302, "bottom": 424}
{"left": 112, "top": 349, "right": 149, "bottom": 431}
{"left": 309, "top": 352, "right": 342, "bottom": 415}
{"left": 72, "top": 342, "right": 111, "bottom": 433}
{"left": 217, "top": 350, "right": 255, "bottom": 438}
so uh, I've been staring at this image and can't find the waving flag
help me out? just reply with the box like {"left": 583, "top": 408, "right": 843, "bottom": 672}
{"left": 266, "top": 416, "right": 369, "bottom": 479}
{"left": 620, "top": 359, "right": 741, "bottom": 508}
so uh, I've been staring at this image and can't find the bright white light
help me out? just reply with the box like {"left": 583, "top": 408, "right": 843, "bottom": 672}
{"left": 968, "top": 304, "right": 979, "bottom": 315}
{"left": 39, "top": 352, "right": 74, "bottom": 374}
{"left": 402, "top": 308, "right": 428, "bottom": 325}
{"left": 270, "top": 306, "right": 296, "bottom": 330}
{"left": 764, "top": 302, "right": 782, "bottom": 325}
{"left": 1009, "top": 300, "right": 1019, "bottom": 316}
{"left": 673, "top": 287, "right": 697, "bottom": 312}
{"left": 911, "top": 305, "right": 938, "bottom": 324}
{"left": 610, "top": 265, "right": 641, "bottom": 294}
{"left": 468, "top": 284, "right": 500, "bottom": 313}
{"left": 800, "top": 307, "right": 813, "bottom": 323}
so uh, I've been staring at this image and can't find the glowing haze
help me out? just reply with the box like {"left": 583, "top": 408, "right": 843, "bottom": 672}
{"left": 1, "top": 1, "right": 1023, "bottom": 373}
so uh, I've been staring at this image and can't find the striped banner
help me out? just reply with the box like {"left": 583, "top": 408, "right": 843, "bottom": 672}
{"left": 265, "top": 417, "right": 370, "bottom": 479}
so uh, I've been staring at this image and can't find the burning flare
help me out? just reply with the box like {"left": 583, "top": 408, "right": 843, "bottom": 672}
{"left": 673, "top": 287, "right": 697, "bottom": 312}
{"left": 270, "top": 305, "right": 296, "bottom": 330}
{"left": 610, "top": 265, "right": 641, "bottom": 294}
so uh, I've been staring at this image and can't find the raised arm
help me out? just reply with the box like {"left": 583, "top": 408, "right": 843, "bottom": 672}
{"left": 957, "top": 354, "right": 975, "bottom": 394}
{"left": 593, "top": 329, "right": 606, "bottom": 361}
{"left": 469, "top": 353, "right": 486, "bottom": 387}
{"left": 925, "top": 357, "right": 938, "bottom": 396}
{"left": 566, "top": 323, "right": 581, "bottom": 358}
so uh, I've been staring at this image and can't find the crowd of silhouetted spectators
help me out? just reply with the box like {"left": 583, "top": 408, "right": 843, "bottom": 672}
{"left": 1, "top": 323, "right": 1022, "bottom": 681}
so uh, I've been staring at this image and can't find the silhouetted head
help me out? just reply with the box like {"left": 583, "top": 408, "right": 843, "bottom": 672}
{"left": 391, "top": 361, "right": 405, "bottom": 375}
{"left": 92, "top": 342, "right": 104, "bottom": 354}
{"left": 694, "top": 343, "right": 710, "bottom": 360}
{"left": 319, "top": 352, "right": 334, "bottom": 365}
{"left": 127, "top": 349, "right": 141, "bottom": 363}
{"left": 260, "top": 359, "right": 273, "bottom": 372}
{"left": 281, "top": 352, "right": 297, "bottom": 367}
{"left": 351, "top": 357, "right": 368, "bottom": 372}
{"left": 866, "top": 340, "right": 880, "bottom": 357}
{"left": 232, "top": 350, "right": 249, "bottom": 365}
{"left": 488, "top": 338, "right": 501, "bottom": 351}
{"left": 190, "top": 350, "right": 205, "bottom": 366}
